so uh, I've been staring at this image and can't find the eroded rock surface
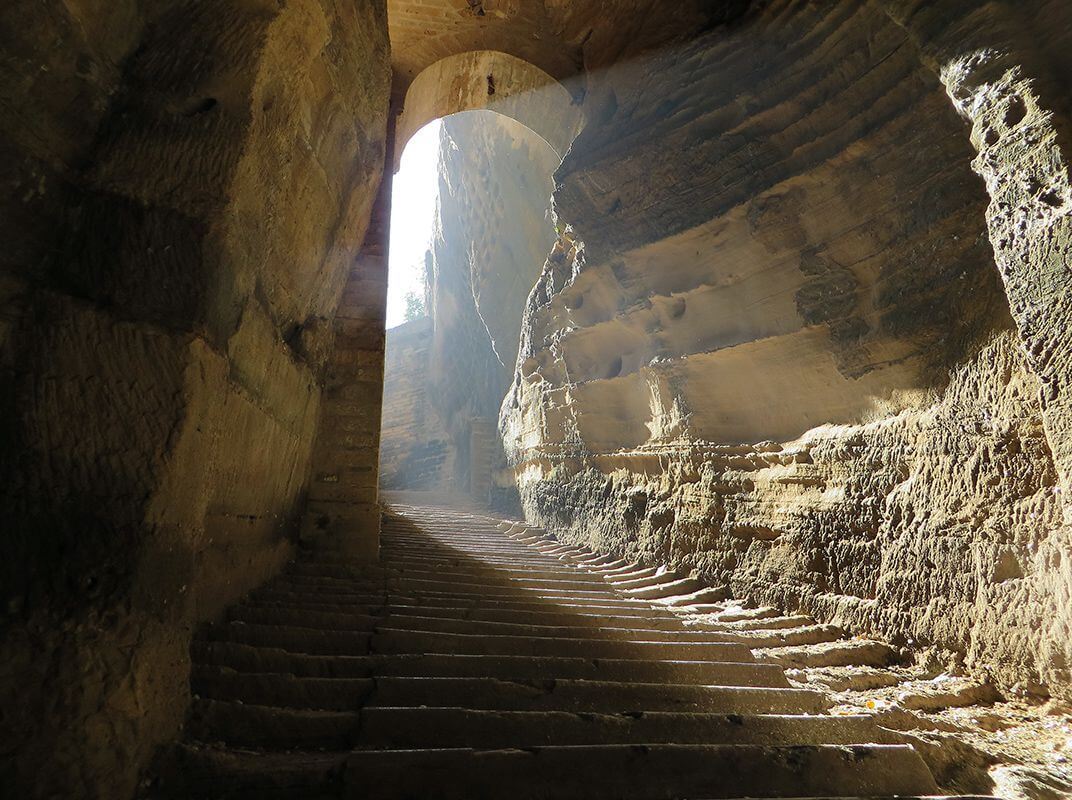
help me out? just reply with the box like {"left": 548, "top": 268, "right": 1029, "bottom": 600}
{"left": 0, "top": 1, "right": 390, "bottom": 795}
{"left": 501, "top": 0, "right": 1072, "bottom": 700}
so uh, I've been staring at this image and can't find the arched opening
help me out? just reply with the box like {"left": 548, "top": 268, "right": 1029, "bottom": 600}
{"left": 371, "top": 52, "right": 582, "bottom": 513}
{"left": 379, "top": 107, "right": 562, "bottom": 512}
{"left": 394, "top": 50, "right": 585, "bottom": 169}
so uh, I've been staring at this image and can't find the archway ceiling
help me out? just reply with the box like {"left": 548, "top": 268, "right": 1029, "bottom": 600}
{"left": 387, "top": 0, "right": 584, "bottom": 94}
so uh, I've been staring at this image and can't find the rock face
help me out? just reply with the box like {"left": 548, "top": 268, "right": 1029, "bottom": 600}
{"left": 381, "top": 111, "right": 557, "bottom": 509}
{"left": 380, "top": 318, "right": 455, "bottom": 492}
{"left": 502, "top": 0, "right": 1072, "bottom": 699}
{"left": 0, "top": 1, "right": 390, "bottom": 796}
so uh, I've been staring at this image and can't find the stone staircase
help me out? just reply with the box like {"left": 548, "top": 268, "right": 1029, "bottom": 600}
{"left": 153, "top": 505, "right": 992, "bottom": 799}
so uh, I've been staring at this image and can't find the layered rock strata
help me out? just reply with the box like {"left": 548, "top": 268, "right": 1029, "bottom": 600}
{"left": 502, "top": 0, "right": 1072, "bottom": 699}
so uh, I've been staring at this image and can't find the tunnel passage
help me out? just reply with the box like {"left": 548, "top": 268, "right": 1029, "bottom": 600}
{"left": 3, "top": 1, "right": 1072, "bottom": 798}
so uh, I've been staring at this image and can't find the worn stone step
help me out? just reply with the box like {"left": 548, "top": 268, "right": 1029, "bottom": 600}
{"left": 226, "top": 606, "right": 718, "bottom": 642}
{"left": 267, "top": 577, "right": 623, "bottom": 602}
{"left": 656, "top": 586, "right": 729, "bottom": 606}
{"left": 596, "top": 562, "right": 652, "bottom": 577}
{"left": 377, "top": 544, "right": 546, "bottom": 557}
{"left": 240, "top": 600, "right": 688, "bottom": 630}
{"left": 624, "top": 577, "right": 707, "bottom": 600}
{"left": 373, "top": 553, "right": 558, "bottom": 567}
{"left": 727, "top": 624, "right": 846, "bottom": 649}
{"left": 681, "top": 600, "right": 784, "bottom": 621}
{"left": 354, "top": 708, "right": 904, "bottom": 749}
{"left": 607, "top": 569, "right": 681, "bottom": 589}
{"left": 249, "top": 589, "right": 669, "bottom": 615}
{"left": 192, "top": 668, "right": 825, "bottom": 714}
{"left": 259, "top": 574, "right": 643, "bottom": 600}
{"left": 288, "top": 561, "right": 600, "bottom": 583}
{"left": 342, "top": 744, "right": 938, "bottom": 799}
{"left": 367, "top": 677, "right": 828, "bottom": 714}
{"left": 228, "top": 606, "right": 384, "bottom": 631}
{"left": 270, "top": 573, "right": 621, "bottom": 598}
{"left": 694, "top": 614, "right": 816, "bottom": 632}
{"left": 167, "top": 743, "right": 939, "bottom": 799}
{"left": 755, "top": 640, "right": 903, "bottom": 670}
{"left": 369, "top": 628, "right": 756, "bottom": 660}
{"left": 162, "top": 745, "right": 343, "bottom": 799}
{"left": 191, "top": 666, "right": 374, "bottom": 709}
{"left": 230, "top": 609, "right": 746, "bottom": 643}
{"left": 203, "top": 622, "right": 372, "bottom": 656}
{"left": 192, "top": 642, "right": 788, "bottom": 685}
{"left": 362, "top": 561, "right": 599, "bottom": 581}
{"left": 188, "top": 700, "right": 903, "bottom": 750}
{"left": 383, "top": 544, "right": 565, "bottom": 556}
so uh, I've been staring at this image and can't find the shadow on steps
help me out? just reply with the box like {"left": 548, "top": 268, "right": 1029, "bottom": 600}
{"left": 141, "top": 505, "right": 976, "bottom": 800}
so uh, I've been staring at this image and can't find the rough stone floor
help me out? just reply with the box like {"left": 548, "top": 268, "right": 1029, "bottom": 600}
{"left": 152, "top": 505, "right": 995, "bottom": 799}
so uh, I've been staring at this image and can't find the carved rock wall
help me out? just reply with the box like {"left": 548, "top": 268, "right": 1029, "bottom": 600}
{"left": 0, "top": 1, "right": 390, "bottom": 795}
{"left": 380, "top": 318, "right": 455, "bottom": 492}
{"left": 503, "top": 0, "right": 1072, "bottom": 697}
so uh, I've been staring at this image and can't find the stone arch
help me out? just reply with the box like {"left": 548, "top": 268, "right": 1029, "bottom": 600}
{"left": 394, "top": 50, "right": 585, "bottom": 170}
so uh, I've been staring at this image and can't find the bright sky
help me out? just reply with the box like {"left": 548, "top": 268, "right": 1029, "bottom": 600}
{"left": 386, "top": 119, "right": 443, "bottom": 329}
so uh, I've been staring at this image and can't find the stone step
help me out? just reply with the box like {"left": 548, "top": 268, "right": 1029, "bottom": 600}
{"left": 204, "top": 621, "right": 754, "bottom": 660}
{"left": 369, "top": 678, "right": 828, "bottom": 715}
{"left": 354, "top": 708, "right": 900, "bottom": 749}
{"left": 689, "top": 605, "right": 784, "bottom": 621}
{"left": 228, "top": 606, "right": 383, "bottom": 631}
{"left": 203, "top": 623, "right": 373, "bottom": 656}
{"left": 593, "top": 561, "right": 650, "bottom": 576}
{"left": 239, "top": 600, "right": 688, "bottom": 629}
{"left": 624, "top": 577, "right": 708, "bottom": 600}
{"left": 728, "top": 624, "right": 846, "bottom": 649}
{"left": 287, "top": 560, "right": 602, "bottom": 583}
{"left": 377, "top": 544, "right": 550, "bottom": 557}
{"left": 694, "top": 614, "right": 816, "bottom": 632}
{"left": 249, "top": 589, "right": 670, "bottom": 615}
{"left": 189, "top": 701, "right": 902, "bottom": 750}
{"left": 379, "top": 545, "right": 551, "bottom": 556}
{"left": 269, "top": 574, "right": 622, "bottom": 598}
{"left": 168, "top": 743, "right": 939, "bottom": 799}
{"left": 755, "top": 640, "right": 902, "bottom": 670}
{"left": 342, "top": 744, "right": 938, "bottom": 799}
{"left": 191, "top": 669, "right": 827, "bottom": 713}
{"left": 369, "top": 628, "right": 756, "bottom": 660}
{"left": 192, "top": 642, "right": 788, "bottom": 685}
{"left": 607, "top": 569, "right": 682, "bottom": 589}
{"left": 265, "top": 577, "right": 625, "bottom": 602}
{"left": 226, "top": 606, "right": 748, "bottom": 643}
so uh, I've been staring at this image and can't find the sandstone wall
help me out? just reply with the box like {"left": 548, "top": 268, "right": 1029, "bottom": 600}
{"left": 379, "top": 318, "right": 455, "bottom": 492}
{"left": 503, "top": 0, "right": 1072, "bottom": 697}
{"left": 0, "top": 1, "right": 390, "bottom": 795}
{"left": 429, "top": 112, "right": 557, "bottom": 507}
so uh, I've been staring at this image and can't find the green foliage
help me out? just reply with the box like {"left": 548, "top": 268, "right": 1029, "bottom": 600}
{"left": 403, "top": 290, "right": 426, "bottom": 321}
